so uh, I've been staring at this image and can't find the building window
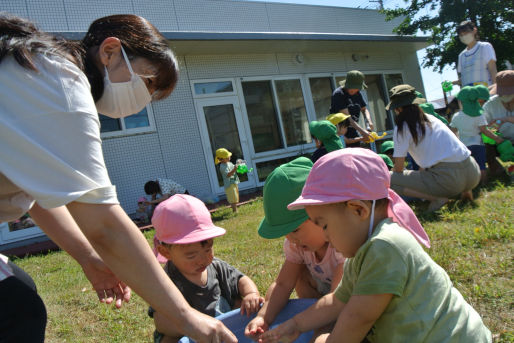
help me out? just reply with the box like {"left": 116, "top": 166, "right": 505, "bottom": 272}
{"left": 309, "top": 77, "right": 334, "bottom": 120}
{"left": 242, "top": 81, "right": 284, "bottom": 153}
{"left": 99, "top": 105, "right": 154, "bottom": 138}
{"left": 194, "top": 81, "right": 234, "bottom": 95}
{"left": 274, "top": 79, "right": 311, "bottom": 147}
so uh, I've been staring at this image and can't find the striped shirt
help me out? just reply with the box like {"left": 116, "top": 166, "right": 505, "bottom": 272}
{"left": 457, "top": 41, "right": 496, "bottom": 87}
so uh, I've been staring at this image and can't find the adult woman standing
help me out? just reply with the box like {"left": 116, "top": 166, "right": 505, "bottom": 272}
{"left": 0, "top": 13, "right": 235, "bottom": 343}
{"left": 387, "top": 85, "right": 481, "bottom": 212}
{"left": 455, "top": 20, "right": 497, "bottom": 87}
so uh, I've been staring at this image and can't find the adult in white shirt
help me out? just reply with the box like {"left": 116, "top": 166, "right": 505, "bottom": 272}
{"left": 386, "top": 85, "right": 481, "bottom": 212}
{"left": 482, "top": 71, "right": 514, "bottom": 175}
{"left": 0, "top": 13, "right": 235, "bottom": 343}
{"left": 454, "top": 21, "right": 497, "bottom": 87}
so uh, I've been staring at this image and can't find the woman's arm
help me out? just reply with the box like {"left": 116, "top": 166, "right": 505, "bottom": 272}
{"left": 325, "top": 293, "right": 392, "bottom": 343}
{"left": 487, "top": 59, "right": 497, "bottom": 84}
{"left": 66, "top": 202, "right": 236, "bottom": 343}
{"left": 362, "top": 107, "right": 374, "bottom": 131}
{"left": 146, "top": 194, "right": 170, "bottom": 205}
{"left": 349, "top": 118, "right": 371, "bottom": 141}
{"left": 28, "top": 203, "right": 130, "bottom": 308}
{"left": 392, "top": 157, "right": 405, "bottom": 173}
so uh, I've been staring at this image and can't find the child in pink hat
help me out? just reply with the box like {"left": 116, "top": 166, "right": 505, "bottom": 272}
{"left": 149, "top": 194, "right": 263, "bottom": 342}
{"left": 259, "top": 148, "right": 491, "bottom": 343}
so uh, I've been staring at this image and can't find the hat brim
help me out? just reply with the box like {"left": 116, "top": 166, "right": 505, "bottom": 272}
{"left": 258, "top": 213, "right": 309, "bottom": 239}
{"left": 339, "top": 80, "right": 368, "bottom": 90}
{"left": 386, "top": 96, "right": 425, "bottom": 111}
{"left": 288, "top": 194, "right": 353, "bottom": 211}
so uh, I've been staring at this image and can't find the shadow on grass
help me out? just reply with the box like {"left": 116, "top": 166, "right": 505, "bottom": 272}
{"left": 211, "top": 208, "right": 236, "bottom": 222}
{"left": 409, "top": 177, "right": 510, "bottom": 224}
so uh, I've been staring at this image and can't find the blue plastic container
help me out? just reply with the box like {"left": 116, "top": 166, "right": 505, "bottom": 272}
{"left": 178, "top": 298, "right": 316, "bottom": 343}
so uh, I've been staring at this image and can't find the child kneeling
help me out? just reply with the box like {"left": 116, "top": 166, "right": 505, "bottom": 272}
{"left": 260, "top": 149, "right": 491, "bottom": 343}
{"left": 245, "top": 157, "right": 344, "bottom": 341}
{"left": 149, "top": 194, "right": 263, "bottom": 343}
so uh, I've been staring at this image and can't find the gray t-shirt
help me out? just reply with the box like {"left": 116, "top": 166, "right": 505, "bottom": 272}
{"left": 149, "top": 257, "right": 244, "bottom": 317}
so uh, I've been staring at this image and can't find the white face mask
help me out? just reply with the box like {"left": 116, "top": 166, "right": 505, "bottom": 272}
{"left": 95, "top": 46, "right": 152, "bottom": 118}
{"left": 459, "top": 33, "right": 475, "bottom": 45}
{"left": 499, "top": 94, "right": 514, "bottom": 103}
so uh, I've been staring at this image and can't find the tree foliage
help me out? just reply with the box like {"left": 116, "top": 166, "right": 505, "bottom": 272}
{"left": 382, "top": 0, "right": 514, "bottom": 72}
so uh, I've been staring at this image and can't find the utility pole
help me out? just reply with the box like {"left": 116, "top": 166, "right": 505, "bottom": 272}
{"left": 369, "top": 0, "right": 384, "bottom": 10}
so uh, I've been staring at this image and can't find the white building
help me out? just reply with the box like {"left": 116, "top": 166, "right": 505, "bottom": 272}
{"left": 0, "top": 0, "right": 428, "bottom": 251}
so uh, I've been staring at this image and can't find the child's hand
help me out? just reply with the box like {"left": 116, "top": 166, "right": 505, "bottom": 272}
{"left": 245, "top": 316, "right": 269, "bottom": 341}
{"left": 258, "top": 318, "right": 300, "bottom": 343}
{"left": 241, "top": 292, "right": 264, "bottom": 317}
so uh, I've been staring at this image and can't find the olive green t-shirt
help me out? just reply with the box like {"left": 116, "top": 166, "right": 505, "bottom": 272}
{"left": 335, "top": 219, "right": 491, "bottom": 343}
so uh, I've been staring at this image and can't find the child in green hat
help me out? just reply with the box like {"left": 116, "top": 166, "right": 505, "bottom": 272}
{"left": 450, "top": 85, "right": 504, "bottom": 182}
{"left": 245, "top": 157, "right": 344, "bottom": 341}
{"left": 309, "top": 121, "right": 344, "bottom": 163}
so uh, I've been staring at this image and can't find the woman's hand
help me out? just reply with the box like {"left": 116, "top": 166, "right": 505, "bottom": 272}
{"left": 81, "top": 254, "right": 131, "bottom": 308}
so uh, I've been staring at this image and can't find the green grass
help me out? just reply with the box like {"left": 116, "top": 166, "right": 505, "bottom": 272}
{"left": 12, "top": 180, "right": 513, "bottom": 342}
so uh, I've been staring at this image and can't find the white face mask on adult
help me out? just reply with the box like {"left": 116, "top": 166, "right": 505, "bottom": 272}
{"left": 95, "top": 46, "right": 152, "bottom": 118}
{"left": 459, "top": 33, "right": 475, "bottom": 45}
{"left": 499, "top": 94, "right": 514, "bottom": 103}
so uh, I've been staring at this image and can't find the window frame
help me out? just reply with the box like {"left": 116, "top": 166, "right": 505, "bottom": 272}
{"left": 99, "top": 104, "right": 157, "bottom": 139}
{"left": 236, "top": 74, "right": 316, "bottom": 160}
{"left": 190, "top": 78, "right": 237, "bottom": 99}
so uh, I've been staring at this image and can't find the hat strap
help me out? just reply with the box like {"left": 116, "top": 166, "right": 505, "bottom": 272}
{"left": 368, "top": 199, "right": 376, "bottom": 239}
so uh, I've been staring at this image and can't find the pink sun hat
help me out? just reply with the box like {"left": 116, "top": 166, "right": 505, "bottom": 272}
{"left": 152, "top": 194, "right": 226, "bottom": 263}
{"left": 288, "top": 148, "right": 430, "bottom": 248}
{"left": 137, "top": 196, "right": 147, "bottom": 203}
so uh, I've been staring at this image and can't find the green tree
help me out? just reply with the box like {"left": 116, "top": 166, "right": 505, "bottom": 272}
{"left": 383, "top": 0, "right": 514, "bottom": 72}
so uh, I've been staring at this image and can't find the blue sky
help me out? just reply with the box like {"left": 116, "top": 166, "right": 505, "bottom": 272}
{"left": 248, "top": 0, "right": 460, "bottom": 101}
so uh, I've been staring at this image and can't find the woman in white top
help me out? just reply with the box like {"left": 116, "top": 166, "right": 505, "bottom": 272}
{"left": 387, "top": 85, "right": 481, "bottom": 212}
{"left": 0, "top": 13, "right": 235, "bottom": 343}
{"left": 455, "top": 21, "right": 497, "bottom": 87}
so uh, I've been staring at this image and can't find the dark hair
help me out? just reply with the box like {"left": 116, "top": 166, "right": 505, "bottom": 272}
{"left": 337, "top": 118, "right": 351, "bottom": 129}
{"left": 394, "top": 104, "right": 431, "bottom": 145}
{"left": 82, "top": 14, "right": 178, "bottom": 101}
{"left": 144, "top": 180, "right": 161, "bottom": 195}
{"left": 457, "top": 20, "right": 479, "bottom": 39}
{"left": 0, "top": 13, "right": 178, "bottom": 102}
{"left": 0, "top": 13, "right": 84, "bottom": 71}
{"left": 160, "top": 239, "right": 212, "bottom": 248}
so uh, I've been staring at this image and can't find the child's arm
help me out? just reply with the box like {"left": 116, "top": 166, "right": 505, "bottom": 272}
{"left": 258, "top": 292, "right": 345, "bottom": 343}
{"left": 226, "top": 165, "right": 237, "bottom": 177}
{"left": 330, "top": 263, "right": 344, "bottom": 292}
{"left": 66, "top": 202, "right": 236, "bottom": 343}
{"left": 479, "top": 125, "right": 504, "bottom": 144}
{"left": 238, "top": 275, "right": 265, "bottom": 316}
{"left": 245, "top": 261, "right": 303, "bottom": 339}
{"left": 344, "top": 136, "right": 365, "bottom": 145}
{"left": 392, "top": 157, "right": 405, "bottom": 173}
{"left": 325, "top": 293, "right": 393, "bottom": 343}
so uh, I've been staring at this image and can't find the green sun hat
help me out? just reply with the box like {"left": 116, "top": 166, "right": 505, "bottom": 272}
{"left": 415, "top": 91, "right": 427, "bottom": 103}
{"left": 339, "top": 70, "right": 367, "bottom": 90}
{"left": 378, "top": 154, "right": 394, "bottom": 169}
{"left": 456, "top": 85, "right": 490, "bottom": 117}
{"left": 385, "top": 84, "right": 426, "bottom": 110}
{"left": 309, "top": 120, "right": 343, "bottom": 152}
{"left": 380, "top": 140, "right": 394, "bottom": 154}
{"left": 258, "top": 157, "right": 313, "bottom": 239}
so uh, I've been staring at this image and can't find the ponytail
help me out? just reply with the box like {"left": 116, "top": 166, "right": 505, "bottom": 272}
{"left": 0, "top": 12, "right": 83, "bottom": 71}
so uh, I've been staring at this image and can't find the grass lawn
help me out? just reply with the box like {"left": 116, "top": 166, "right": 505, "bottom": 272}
{"left": 12, "top": 179, "right": 513, "bottom": 342}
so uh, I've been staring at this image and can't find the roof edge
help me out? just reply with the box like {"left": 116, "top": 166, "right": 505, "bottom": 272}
{"left": 57, "top": 31, "right": 428, "bottom": 43}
